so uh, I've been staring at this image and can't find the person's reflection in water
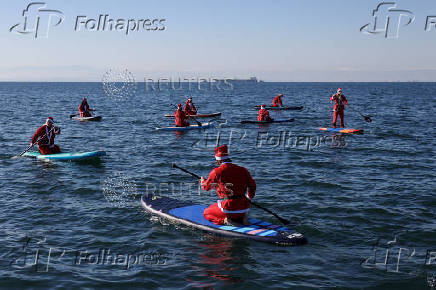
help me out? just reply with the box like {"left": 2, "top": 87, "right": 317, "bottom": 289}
{"left": 184, "top": 236, "right": 255, "bottom": 288}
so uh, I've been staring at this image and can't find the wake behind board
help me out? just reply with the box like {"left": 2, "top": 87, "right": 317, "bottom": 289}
{"left": 164, "top": 112, "right": 221, "bottom": 118}
{"left": 141, "top": 194, "right": 307, "bottom": 246}
{"left": 319, "top": 127, "right": 363, "bottom": 134}
{"left": 253, "top": 106, "right": 303, "bottom": 111}
{"left": 241, "top": 118, "right": 294, "bottom": 124}
{"left": 156, "top": 122, "right": 214, "bottom": 131}
{"left": 71, "top": 116, "right": 102, "bottom": 122}
{"left": 23, "top": 150, "right": 106, "bottom": 161}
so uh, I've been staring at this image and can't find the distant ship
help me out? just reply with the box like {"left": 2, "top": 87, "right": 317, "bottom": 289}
{"left": 216, "top": 77, "right": 263, "bottom": 83}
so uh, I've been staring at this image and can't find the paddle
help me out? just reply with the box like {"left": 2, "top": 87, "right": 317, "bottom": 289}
{"left": 171, "top": 163, "right": 291, "bottom": 225}
{"left": 18, "top": 126, "right": 55, "bottom": 156}
{"left": 170, "top": 104, "right": 202, "bottom": 127}
{"left": 347, "top": 105, "right": 372, "bottom": 122}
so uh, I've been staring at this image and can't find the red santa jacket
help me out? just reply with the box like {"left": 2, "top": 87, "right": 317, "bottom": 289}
{"left": 175, "top": 109, "right": 189, "bottom": 127}
{"left": 257, "top": 109, "right": 271, "bottom": 121}
{"left": 202, "top": 162, "right": 256, "bottom": 213}
{"left": 79, "top": 101, "right": 90, "bottom": 113}
{"left": 330, "top": 93, "right": 348, "bottom": 112}
{"left": 272, "top": 95, "right": 283, "bottom": 107}
{"left": 184, "top": 101, "right": 197, "bottom": 115}
{"left": 31, "top": 125, "right": 56, "bottom": 146}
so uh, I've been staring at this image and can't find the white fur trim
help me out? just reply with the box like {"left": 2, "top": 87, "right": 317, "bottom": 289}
{"left": 217, "top": 200, "right": 250, "bottom": 214}
{"left": 215, "top": 155, "right": 230, "bottom": 160}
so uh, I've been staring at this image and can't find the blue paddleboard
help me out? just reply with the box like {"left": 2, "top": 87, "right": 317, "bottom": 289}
{"left": 23, "top": 150, "right": 106, "bottom": 161}
{"left": 319, "top": 127, "right": 363, "bottom": 134}
{"left": 141, "top": 194, "right": 307, "bottom": 246}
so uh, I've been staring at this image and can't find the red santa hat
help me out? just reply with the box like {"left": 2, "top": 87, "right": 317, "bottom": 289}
{"left": 215, "top": 144, "right": 230, "bottom": 160}
{"left": 337, "top": 88, "right": 342, "bottom": 92}
{"left": 260, "top": 104, "right": 266, "bottom": 109}
{"left": 46, "top": 117, "right": 54, "bottom": 124}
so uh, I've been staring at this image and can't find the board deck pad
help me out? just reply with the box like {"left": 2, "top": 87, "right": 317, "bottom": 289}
{"left": 253, "top": 106, "right": 303, "bottom": 110}
{"left": 241, "top": 118, "right": 294, "bottom": 124}
{"left": 72, "top": 116, "right": 102, "bottom": 121}
{"left": 319, "top": 127, "right": 363, "bottom": 134}
{"left": 156, "top": 122, "right": 214, "bottom": 131}
{"left": 164, "top": 112, "right": 222, "bottom": 118}
{"left": 23, "top": 150, "right": 106, "bottom": 161}
{"left": 141, "top": 194, "right": 307, "bottom": 246}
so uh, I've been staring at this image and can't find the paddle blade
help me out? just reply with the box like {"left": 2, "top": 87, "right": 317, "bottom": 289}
{"left": 364, "top": 116, "right": 372, "bottom": 123}
{"left": 278, "top": 217, "right": 291, "bottom": 225}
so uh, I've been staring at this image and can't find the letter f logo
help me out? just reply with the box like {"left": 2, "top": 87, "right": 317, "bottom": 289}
{"left": 10, "top": 2, "right": 64, "bottom": 38}
{"left": 360, "top": 2, "right": 414, "bottom": 39}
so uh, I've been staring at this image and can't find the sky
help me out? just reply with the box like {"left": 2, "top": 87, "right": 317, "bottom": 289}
{"left": 1, "top": 0, "right": 436, "bottom": 81}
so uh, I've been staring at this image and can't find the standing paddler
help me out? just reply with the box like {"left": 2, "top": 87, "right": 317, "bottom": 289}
{"left": 257, "top": 104, "right": 273, "bottom": 121}
{"left": 330, "top": 88, "right": 348, "bottom": 128}
{"left": 184, "top": 97, "right": 197, "bottom": 116}
{"left": 30, "top": 117, "right": 61, "bottom": 155}
{"left": 79, "top": 97, "right": 94, "bottom": 118}
{"left": 200, "top": 145, "right": 256, "bottom": 226}
{"left": 272, "top": 93, "right": 284, "bottom": 107}
{"left": 175, "top": 104, "right": 190, "bottom": 127}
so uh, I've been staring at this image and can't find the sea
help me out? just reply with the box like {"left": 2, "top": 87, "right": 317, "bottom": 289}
{"left": 0, "top": 82, "right": 435, "bottom": 289}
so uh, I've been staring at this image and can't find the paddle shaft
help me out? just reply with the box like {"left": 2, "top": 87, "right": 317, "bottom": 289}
{"left": 172, "top": 164, "right": 290, "bottom": 225}
{"left": 19, "top": 126, "right": 55, "bottom": 156}
{"left": 170, "top": 104, "right": 202, "bottom": 126}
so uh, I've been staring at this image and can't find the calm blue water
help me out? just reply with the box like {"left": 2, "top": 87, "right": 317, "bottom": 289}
{"left": 0, "top": 82, "right": 435, "bottom": 289}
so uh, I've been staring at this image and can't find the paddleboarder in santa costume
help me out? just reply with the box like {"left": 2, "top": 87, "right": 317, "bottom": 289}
{"left": 175, "top": 104, "right": 190, "bottom": 127}
{"left": 272, "top": 93, "right": 284, "bottom": 107}
{"left": 330, "top": 88, "right": 348, "bottom": 128}
{"left": 257, "top": 104, "right": 273, "bottom": 121}
{"left": 201, "top": 145, "right": 256, "bottom": 226}
{"left": 184, "top": 97, "right": 197, "bottom": 116}
{"left": 30, "top": 117, "right": 61, "bottom": 155}
{"left": 79, "top": 97, "right": 94, "bottom": 118}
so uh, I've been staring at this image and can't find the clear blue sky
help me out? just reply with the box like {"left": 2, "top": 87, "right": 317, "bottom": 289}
{"left": 1, "top": 0, "right": 436, "bottom": 81}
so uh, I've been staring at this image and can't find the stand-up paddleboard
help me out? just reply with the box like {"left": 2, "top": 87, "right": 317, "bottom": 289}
{"left": 164, "top": 112, "right": 221, "bottom": 118}
{"left": 241, "top": 118, "right": 294, "bottom": 124}
{"left": 319, "top": 127, "right": 363, "bottom": 134}
{"left": 71, "top": 116, "right": 102, "bottom": 122}
{"left": 141, "top": 194, "right": 307, "bottom": 246}
{"left": 23, "top": 150, "right": 106, "bottom": 161}
{"left": 253, "top": 106, "right": 303, "bottom": 111}
{"left": 156, "top": 122, "right": 214, "bottom": 131}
